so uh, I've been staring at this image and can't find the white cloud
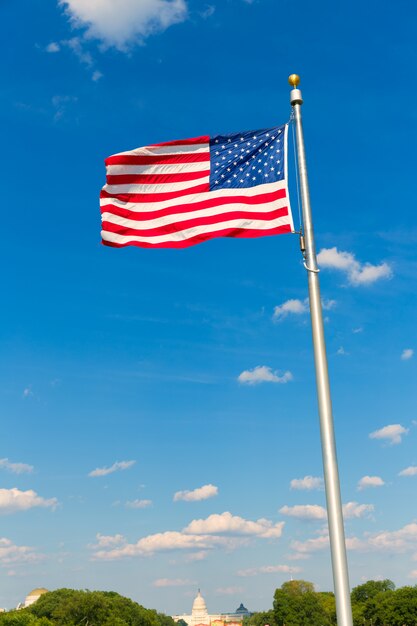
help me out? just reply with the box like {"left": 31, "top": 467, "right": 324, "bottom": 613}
{"left": 215, "top": 586, "right": 244, "bottom": 594}
{"left": 0, "top": 538, "right": 43, "bottom": 565}
{"left": 238, "top": 366, "right": 293, "bottom": 385}
{"left": 58, "top": 0, "right": 188, "bottom": 51}
{"left": 369, "top": 424, "right": 409, "bottom": 445}
{"left": 88, "top": 460, "right": 136, "bottom": 477}
{"left": 399, "top": 466, "right": 417, "bottom": 477}
{"left": 46, "top": 42, "right": 61, "bottom": 52}
{"left": 317, "top": 247, "right": 392, "bottom": 286}
{"left": 0, "top": 458, "right": 34, "bottom": 475}
{"left": 0, "top": 488, "right": 57, "bottom": 515}
{"left": 401, "top": 348, "right": 414, "bottom": 361}
{"left": 92, "top": 70, "right": 103, "bottom": 81}
{"left": 279, "top": 505, "right": 327, "bottom": 521}
{"left": 92, "top": 531, "right": 245, "bottom": 560}
{"left": 237, "top": 564, "right": 300, "bottom": 577}
{"left": 23, "top": 387, "right": 33, "bottom": 398}
{"left": 291, "top": 532, "right": 365, "bottom": 555}
{"left": 409, "top": 570, "right": 417, "bottom": 579}
{"left": 291, "top": 534, "right": 329, "bottom": 554}
{"left": 343, "top": 502, "right": 374, "bottom": 519}
{"left": 183, "top": 511, "right": 285, "bottom": 539}
{"left": 174, "top": 484, "right": 218, "bottom": 502}
{"left": 273, "top": 298, "right": 335, "bottom": 321}
{"left": 153, "top": 578, "right": 194, "bottom": 587}
{"left": 273, "top": 299, "right": 308, "bottom": 321}
{"left": 368, "top": 523, "right": 417, "bottom": 552}
{"left": 92, "top": 511, "right": 284, "bottom": 560}
{"left": 357, "top": 476, "right": 385, "bottom": 491}
{"left": 126, "top": 499, "right": 152, "bottom": 509}
{"left": 290, "top": 476, "right": 323, "bottom": 491}
{"left": 337, "top": 346, "right": 348, "bottom": 356}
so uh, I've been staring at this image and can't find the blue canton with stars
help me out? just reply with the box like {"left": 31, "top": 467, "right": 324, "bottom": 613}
{"left": 209, "top": 124, "right": 286, "bottom": 191}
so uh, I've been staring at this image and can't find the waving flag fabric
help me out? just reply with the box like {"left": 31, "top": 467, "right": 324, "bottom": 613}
{"left": 100, "top": 124, "right": 293, "bottom": 249}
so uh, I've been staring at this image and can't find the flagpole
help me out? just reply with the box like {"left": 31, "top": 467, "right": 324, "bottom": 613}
{"left": 289, "top": 74, "right": 353, "bottom": 626}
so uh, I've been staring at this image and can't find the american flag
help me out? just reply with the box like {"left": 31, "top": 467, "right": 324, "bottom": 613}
{"left": 100, "top": 123, "right": 293, "bottom": 249}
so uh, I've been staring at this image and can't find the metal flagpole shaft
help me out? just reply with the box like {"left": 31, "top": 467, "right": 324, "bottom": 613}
{"left": 288, "top": 74, "right": 353, "bottom": 626}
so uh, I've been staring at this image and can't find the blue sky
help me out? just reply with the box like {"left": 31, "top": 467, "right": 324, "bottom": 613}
{"left": 1, "top": 0, "right": 417, "bottom": 615}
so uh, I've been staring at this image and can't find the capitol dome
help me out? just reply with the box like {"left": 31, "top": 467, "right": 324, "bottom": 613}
{"left": 192, "top": 591, "right": 208, "bottom": 613}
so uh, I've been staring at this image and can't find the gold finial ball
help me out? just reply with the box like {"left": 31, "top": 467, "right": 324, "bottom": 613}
{"left": 288, "top": 74, "right": 300, "bottom": 88}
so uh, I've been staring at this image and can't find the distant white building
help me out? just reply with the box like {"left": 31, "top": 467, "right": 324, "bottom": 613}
{"left": 17, "top": 588, "right": 49, "bottom": 610}
{"left": 173, "top": 590, "right": 251, "bottom": 626}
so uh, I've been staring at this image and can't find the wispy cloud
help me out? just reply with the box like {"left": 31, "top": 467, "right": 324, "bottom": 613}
{"left": 279, "top": 505, "right": 327, "bottom": 521}
{"left": 237, "top": 564, "right": 300, "bottom": 576}
{"left": 52, "top": 94, "right": 78, "bottom": 121}
{"left": 91, "top": 533, "right": 126, "bottom": 548}
{"left": 401, "top": 348, "right": 414, "bottom": 361}
{"left": 0, "top": 538, "right": 43, "bottom": 565}
{"left": 238, "top": 366, "right": 293, "bottom": 385}
{"left": 126, "top": 499, "right": 152, "bottom": 509}
{"left": 369, "top": 424, "right": 409, "bottom": 445}
{"left": 290, "top": 476, "right": 323, "bottom": 491}
{"left": 343, "top": 502, "right": 374, "bottom": 519}
{"left": 174, "top": 484, "right": 218, "bottom": 502}
{"left": 0, "top": 458, "right": 34, "bottom": 475}
{"left": 317, "top": 247, "right": 392, "bottom": 285}
{"left": 58, "top": 0, "right": 188, "bottom": 51}
{"left": 337, "top": 346, "right": 348, "bottom": 356}
{"left": 184, "top": 550, "right": 208, "bottom": 562}
{"left": 153, "top": 578, "right": 195, "bottom": 587}
{"left": 199, "top": 5, "right": 215, "bottom": 18}
{"left": 368, "top": 522, "right": 417, "bottom": 552}
{"left": 88, "top": 460, "right": 136, "bottom": 477}
{"left": 399, "top": 466, "right": 417, "bottom": 477}
{"left": 357, "top": 475, "right": 385, "bottom": 491}
{"left": 46, "top": 41, "right": 60, "bottom": 52}
{"left": 0, "top": 488, "right": 57, "bottom": 514}
{"left": 215, "top": 586, "right": 244, "bottom": 594}
{"left": 291, "top": 532, "right": 366, "bottom": 555}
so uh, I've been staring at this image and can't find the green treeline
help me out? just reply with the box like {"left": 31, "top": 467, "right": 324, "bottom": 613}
{"left": 243, "top": 579, "right": 417, "bottom": 626}
{"left": 2, "top": 581, "right": 417, "bottom": 626}
{"left": 0, "top": 589, "right": 177, "bottom": 626}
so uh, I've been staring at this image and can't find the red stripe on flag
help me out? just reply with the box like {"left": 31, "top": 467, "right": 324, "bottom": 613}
{"left": 105, "top": 153, "right": 210, "bottom": 166}
{"left": 101, "top": 224, "right": 292, "bottom": 249}
{"left": 106, "top": 170, "right": 209, "bottom": 186}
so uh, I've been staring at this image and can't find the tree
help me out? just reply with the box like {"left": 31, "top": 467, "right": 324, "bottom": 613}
{"left": 273, "top": 580, "right": 331, "bottom": 626}
{"left": 351, "top": 579, "right": 396, "bottom": 626}
{"left": 351, "top": 580, "right": 395, "bottom": 604}
{"left": 243, "top": 610, "right": 276, "bottom": 626}
{"left": 28, "top": 589, "right": 177, "bottom": 626}
{"left": 0, "top": 613, "right": 52, "bottom": 626}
